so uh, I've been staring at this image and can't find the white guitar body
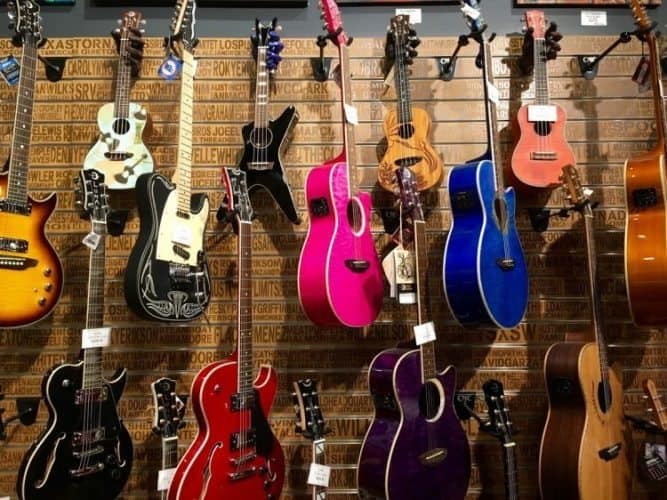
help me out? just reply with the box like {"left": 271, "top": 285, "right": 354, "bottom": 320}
{"left": 84, "top": 102, "right": 154, "bottom": 190}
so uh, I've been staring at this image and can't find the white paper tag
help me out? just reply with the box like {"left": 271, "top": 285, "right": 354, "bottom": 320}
{"left": 461, "top": 4, "right": 480, "bottom": 20}
{"left": 82, "top": 232, "right": 101, "bottom": 250}
{"left": 157, "top": 467, "right": 177, "bottom": 491}
{"left": 82, "top": 327, "right": 111, "bottom": 349}
{"left": 581, "top": 11, "right": 607, "bottom": 27}
{"left": 413, "top": 321, "right": 436, "bottom": 346}
{"left": 172, "top": 224, "right": 193, "bottom": 247}
{"left": 395, "top": 8, "right": 421, "bottom": 24}
{"left": 0, "top": 496, "right": 10, "bottom": 500}
{"left": 527, "top": 105, "right": 557, "bottom": 123}
{"left": 382, "top": 250, "right": 397, "bottom": 299}
{"left": 486, "top": 81, "right": 499, "bottom": 104}
{"left": 343, "top": 103, "right": 358, "bottom": 125}
{"left": 307, "top": 463, "right": 331, "bottom": 488}
{"left": 395, "top": 248, "right": 416, "bottom": 305}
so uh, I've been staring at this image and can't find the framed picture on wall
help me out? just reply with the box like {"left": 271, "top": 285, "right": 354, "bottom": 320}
{"left": 93, "top": 0, "right": 307, "bottom": 5}
{"left": 515, "top": 0, "right": 660, "bottom": 5}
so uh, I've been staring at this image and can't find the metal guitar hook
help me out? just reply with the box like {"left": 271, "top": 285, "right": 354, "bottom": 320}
{"left": 0, "top": 389, "right": 40, "bottom": 441}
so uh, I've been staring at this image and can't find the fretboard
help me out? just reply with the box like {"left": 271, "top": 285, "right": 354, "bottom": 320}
{"left": 237, "top": 220, "right": 253, "bottom": 396}
{"left": 82, "top": 221, "right": 107, "bottom": 391}
{"left": 414, "top": 218, "right": 436, "bottom": 381}
{"left": 394, "top": 45, "right": 413, "bottom": 126}
{"left": 647, "top": 32, "right": 667, "bottom": 147}
{"left": 480, "top": 37, "right": 505, "bottom": 193}
{"left": 175, "top": 49, "right": 196, "bottom": 215}
{"left": 253, "top": 46, "right": 270, "bottom": 129}
{"left": 311, "top": 438, "right": 327, "bottom": 500}
{"left": 503, "top": 442, "right": 519, "bottom": 500}
{"left": 338, "top": 43, "right": 359, "bottom": 194}
{"left": 6, "top": 34, "right": 39, "bottom": 206}
{"left": 533, "top": 38, "right": 550, "bottom": 106}
{"left": 113, "top": 30, "right": 133, "bottom": 121}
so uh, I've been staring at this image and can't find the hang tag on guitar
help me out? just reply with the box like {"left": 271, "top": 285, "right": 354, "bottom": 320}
{"left": 82, "top": 232, "right": 101, "bottom": 250}
{"left": 344, "top": 103, "right": 359, "bottom": 125}
{"left": 413, "top": 321, "right": 436, "bottom": 346}
{"left": 157, "top": 467, "right": 177, "bottom": 491}
{"left": 382, "top": 250, "right": 397, "bottom": 298}
{"left": 394, "top": 247, "right": 416, "bottom": 305}
{"left": 82, "top": 327, "right": 111, "bottom": 349}
{"left": 0, "top": 55, "right": 19, "bottom": 86}
{"left": 158, "top": 53, "right": 182, "bottom": 80}
{"left": 632, "top": 56, "right": 651, "bottom": 93}
{"left": 307, "top": 463, "right": 331, "bottom": 488}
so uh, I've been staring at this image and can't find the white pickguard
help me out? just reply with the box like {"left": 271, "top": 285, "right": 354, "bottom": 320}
{"left": 155, "top": 189, "right": 209, "bottom": 267}
{"left": 84, "top": 102, "right": 154, "bottom": 190}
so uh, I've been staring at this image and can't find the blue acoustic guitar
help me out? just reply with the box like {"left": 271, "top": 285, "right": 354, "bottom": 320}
{"left": 443, "top": 0, "right": 528, "bottom": 329}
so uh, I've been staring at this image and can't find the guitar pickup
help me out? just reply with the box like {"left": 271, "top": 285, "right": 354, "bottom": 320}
{"left": 74, "top": 387, "right": 108, "bottom": 405}
{"left": 172, "top": 245, "right": 191, "bottom": 260}
{"left": 530, "top": 152, "right": 557, "bottom": 161}
{"left": 599, "top": 442, "right": 622, "bottom": 461}
{"left": 0, "top": 199, "right": 31, "bottom": 215}
{"left": 632, "top": 188, "right": 658, "bottom": 209}
{"left": 231, "top": 392, "right": 255, "bottom": 412}
{"left": 310, "top": 198, "right": 329, "bottom": 217}
{"left": 0, "top": 237, "right": 28, "bottom": 253}
{"left": 70, "top": 462, "right": 105, "bottom": 478}
{"left": 345, "top": 259, "right": 370, "bottom": 273}
{"left": 231, "top": 429, "right": 256, "bottom": 451}
{"left": 229, "top": 453, "right": 257, "bottom": 466}
{"left": 0, "top": 257, "right": 37, "bottom": 269}
{"left": 228, "top": 467, "right": 257, "bottom": 481}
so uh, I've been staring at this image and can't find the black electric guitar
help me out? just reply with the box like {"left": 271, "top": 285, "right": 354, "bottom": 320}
{"left": 482, "top": 379, "right": 519, "bottom": 500}
{"left": 236, "top": 18, "right": 300, "bottom": 224}
{"left": 151, "top": 377, "right": 187, "bottom": 500}
{"left": 17, "top": 170, "right": 133, "bottom": 500}
{"left": 293, "top": 379, "right": 331, "bottom": 500}
{"left": 124, "top": 0, "right": 211, "bottom": 323}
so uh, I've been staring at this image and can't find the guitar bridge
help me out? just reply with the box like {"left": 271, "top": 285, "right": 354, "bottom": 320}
{"left": 70, "top": 462, "right": 105, "bottom": 478}
{"left": 0, "top": 256, "right": 37, "bottom": 269}
{"left": 418, "top": 448, "right": 447, "bottom": 467}
{"left": 229, "top": 453, "right": 257, "bottom": 466}
{"left": 345, "top": 259, "right": 370, "bottom": 272}
{"left": 496, "top": 258, "right": 515, "bottom": 271}
{"left": 395, "top": 156, "right": 422, "bottom": 168}
{"left": 632, "top": 188, "right": 658, "bottom": 209}
{"left": 599, "top": 442, "right": 622, "bottom": 461}
{"left": 104, "top": 151, "right": 133, "bottom": 161}
{"left": 228, "top": 468, "right": 257, "bottom": 481}
{"left": 530, "top": 151, "right": 557, "bottom": 161}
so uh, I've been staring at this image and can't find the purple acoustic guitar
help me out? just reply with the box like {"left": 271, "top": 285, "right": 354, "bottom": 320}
{"left": 297, "top": 0, "right": 383, "bottom": 328}
{"left": 357, "top": 167, "right": 471, "bottom": 499}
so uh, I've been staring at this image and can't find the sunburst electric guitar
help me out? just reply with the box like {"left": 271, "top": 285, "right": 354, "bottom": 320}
{"left": 83, "top": 11, "right": 153, "bottom": 190}
{"left": 0, "top": 0, "right": 63, "bottom": 328}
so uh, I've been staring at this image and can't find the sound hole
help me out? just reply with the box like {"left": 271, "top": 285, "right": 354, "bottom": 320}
{"left": 418, "top": 381, "right": 442, "bottom": 420}
{"left": 347, "top": 200, "right": 363, "bottom": 233}
{"left": 597, "top": 379, "right": 612, "bottom": 414}
{"left": 249, "top": 127, "right": 273, "bottom": 149}
{"left": 494, "top": 197, "right": 508, "bottom": 232}
{"left": 112, "top": 118, "right": 130, "bottom": 135}
{"left": 398, "top": 122, "right": 415, "bottom": 140}
{"left": 532, "top": 121, "right": 552, "bottom": 136}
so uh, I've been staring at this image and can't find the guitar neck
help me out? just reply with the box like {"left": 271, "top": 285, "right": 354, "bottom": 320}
{"left": 175, "top": 49, "right": 196, "bottom": 214}
{"left": 480, "top": 37, "right": 504, "bottom": 193}
{"left": 311, "top": 438, "right": 327, "bottom": 500}
{"left": 394, "top": 47, "right": 413, "bottom": 125}
{"left": 502, "top": 441, "right": 519, "bottom": 500}
{"left": 533, "top": 37, "right": 550, "bottom": 105}
{"left": 254, "top": 46, "right": 270, "bottom": 128}
{"left": 82, "top": 222, "right": 107, "bottom": 390}
{"left": 237, "top": 220, "right": 254, "bottom": 396}
{"left": 338, "top": 43, "right": 359, "bottom": 192}
{"left": 646, "top": 32, "right": 667, "bottom": 147}
{"left": 414, "top": 217, "right": 437, "bottom": 381}
{"left": 113, "top": 31, "right": 133, "bottom": 120}
{"left": 7, "top": 34, "right": 39, "bottom": 205}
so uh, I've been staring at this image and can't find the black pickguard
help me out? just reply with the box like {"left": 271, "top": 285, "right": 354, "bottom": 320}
{"left": 238, "top": 105, "right": 300, "bottom": 224}
{"left": 124, "top": 172, "right": 211, "bottom": 322}
{"left": 17, "top": 362, "right": 133, "bottom": 500}
{"left": 251, "top": 388, "right": 275, "bottom": 457}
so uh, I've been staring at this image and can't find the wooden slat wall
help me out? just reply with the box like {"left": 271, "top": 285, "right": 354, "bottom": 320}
{"left": 0, "top": 34, "right": 665, "bottom": 499}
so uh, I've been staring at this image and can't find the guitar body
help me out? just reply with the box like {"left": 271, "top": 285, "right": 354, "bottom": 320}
{"left": 168, "top": 355, "right": 285, "bottom": 500}
{"left": 624, "top": 145, "right": 667, "bottom": 326}
{"left": 238, "top": 105, "right": 300, "bottom": 223}
{"left": 510, "top": 103, "right": 574, "bottom": 188}
{"left": 539, "top": 341, "right": 632, "bottom": 500}
{"left": 443, "top": 159, "right": 528, "bottom": 329}
{"left": 0, "top": 171, "right": 63, "bottom": 328}
{"left": 17, "top": 361, "right": 132, "bottom": 500}
{"left": 83, "top": 102, "right": 153, "bottom": 190}
{"left": 124, "top": 172, "right": 211, "bottom": 322}
{"left": 298, "top": 157, "right": 383, "bottom": 327}
{"left": 378, "top": 108, "right": 442, "bottom": 192}
{"left": 358, "top": 348, "right": 471, "bottom": 499}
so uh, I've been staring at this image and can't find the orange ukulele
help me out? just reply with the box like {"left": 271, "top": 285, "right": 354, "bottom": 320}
{"left": 377, "top": 15, "right": 442, "bottom": 192}
{"left": 510, "top": 10, "right": 574, "bottom": 189}
{"left": 624, "top": 0, "right": 667, "bottom": 326}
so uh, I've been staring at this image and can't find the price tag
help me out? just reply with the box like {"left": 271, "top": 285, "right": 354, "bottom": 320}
{"left": 413, "top": 321, "right": 436, "bottom": 346}
{"left": 0, "top": 496, "right": 11, "bottom": 500}
{"left": 394, "top": 248, "right": 416, "bottom": 305}
{"left": 157, "top": 467, "right": 177, "bottom": 491}
{"left": 158, "top": 54, "right": 182, "bottom": 80}
{"left": 344, "top": 104, "right": 359, "bottom": 125}
{"left": 486, "top": 81, "right": 499, "bottom": 105}
{"left": 82, "top": 327, "right": 111, "bottom": 349}
{"left": 527, "top": 105, "right": 557, "bottom": 123}
{"left": 581, "top": 11, "right": 607, "bottom": 27}
{"left": 172, "top": 224, "right": 193, "bottom": 247}
{"left": 461, "top": 3, "right": 480, "bottom": 20}
{"left": 0, "top": 55, "right": 20, "bottom": 86}
{"left": 632, "top": 56, "right": 652, "bottom": 93}
{"left": 395, "top": 8, "right": 422, "bottom": 24}
{"left": 382, "top": 250, "right": 397, "bottom": 298}
{"left": 307, "top": 463, "right": 331, "bottom": 488}
{"left": 82, "top": 232, "right": 101, "bottom": 250}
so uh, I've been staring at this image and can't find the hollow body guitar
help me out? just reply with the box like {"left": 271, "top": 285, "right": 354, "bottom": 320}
{"left": 124, "top": 42, "right": 210, "bottom": 323}
{"left": 624, "top": 0, "right": 667, "bottom": 326}
{"left": 298, "top": 0, "right": 383, "bottom": 328}
{"left": 539, "top": 165, "right": 632, "bottom": 500}
{"left": 0, "top": 1, "right": 62, "bottom": 328}
{"left": 168, "top": 168, "right": 284, "bottom": 500}
{"left": 358, "top": 168, "right": 470, "bottom": 500}
{"left": 83, "top": 11, "right": 153, "bottom": 190}
{"left": 443, "top": 0, "right": 528, "bottom": 330}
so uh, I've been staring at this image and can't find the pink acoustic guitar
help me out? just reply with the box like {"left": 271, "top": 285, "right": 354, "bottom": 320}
{"left": 297, "top": 0, "right": 383, "bottom": 328}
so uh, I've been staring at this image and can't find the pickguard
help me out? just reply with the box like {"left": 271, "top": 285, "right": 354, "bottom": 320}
{"left": 155, "top": 190, "right": 209, "bottom": 267}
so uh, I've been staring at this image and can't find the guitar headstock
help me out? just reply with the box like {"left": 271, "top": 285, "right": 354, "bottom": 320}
{"left": 459, "top": 0, "right": 486, "bottom": 34}
{"left": 252, "top": 18, "right": 283, "bottom": 73}
{"left": 524, "top": 10, "right": 546, "bottom": 39}
{"left": 482, "top": 379, "right": 516, "bottom": 445}
{"left": 7, "top": 0, "right": 43, "bottom": 44}
{"left": 118, "top": 10, "right": 144, "bottom": 54}
{"left": 629, "top": 0, "right": 653, "bottom": 33}
{"left": 395, "top": 167, "right": 424, "bottom": 223}
{"left": 642, "top": 379, "right": 667, "bottom": 431}
{"left": 221, "top": 168, "right": 254, "bottom": 227}
{"left": 75, "top": 170, "right": 110, "bottom": 226}
{"left": 293, "top": 379, "right": 330, "bottom": 441}
{"left": 388, "top": 15, "right": 420, "bottom": 65}
{"left": 319, "top": 0, "right": 350, "bottom": 47}
{"left": 560, "top": 165, "right": 590, "bottom": 209}
{"left": 169, "top": 0, "right": 197, "bottom": 55}
{"left": 151, "top": 377, "right": 187, "bottom": 439}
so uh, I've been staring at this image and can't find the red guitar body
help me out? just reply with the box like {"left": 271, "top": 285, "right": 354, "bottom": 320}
{"left": 167, "top": 353, "right": 285, "bottom": 500}
{"left": 510, "top": 103, "right": 575, "bottom": 188}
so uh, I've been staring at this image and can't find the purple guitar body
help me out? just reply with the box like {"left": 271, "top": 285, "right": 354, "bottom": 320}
{"left": 357, "top": 347, "right": 471, "bottom": 499}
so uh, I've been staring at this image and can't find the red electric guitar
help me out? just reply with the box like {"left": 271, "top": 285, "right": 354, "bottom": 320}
{"left": 167, "top": 168, "right": 284, "bottom": 500}
{"left": 510, "top": 10, "right": 574, "bottom": 189}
